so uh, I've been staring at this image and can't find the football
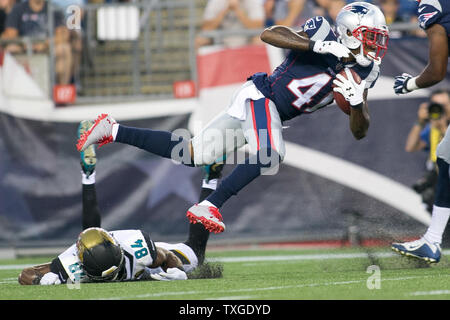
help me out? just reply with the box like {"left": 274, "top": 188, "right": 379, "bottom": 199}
{"left": 332, "top": 69, "right": 362, "bottom": 115}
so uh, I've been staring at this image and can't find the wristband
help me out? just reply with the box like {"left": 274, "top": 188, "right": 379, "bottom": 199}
{"left": 406, "top": 76, "right": 419, "bottom": 91}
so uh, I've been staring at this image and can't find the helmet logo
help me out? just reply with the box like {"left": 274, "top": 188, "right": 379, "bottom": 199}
{"left": 344, "top": 4, "right": 369, "bottom": 15}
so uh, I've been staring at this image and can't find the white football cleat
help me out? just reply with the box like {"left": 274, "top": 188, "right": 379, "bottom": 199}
{"left": 186, "top": 204, "right": 225, "bottom": 234}
{"left": 391, "top": 237, "right": 441, "bottom": 263}
{"left": 76, "top": 114, "right": 116, "bottom": 152}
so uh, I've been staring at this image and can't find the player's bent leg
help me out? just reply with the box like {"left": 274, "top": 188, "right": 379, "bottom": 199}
{"left": 78, "top": 122, "right": 101, "bottom": 230}
{"left": 185, "top": 174, "right": 221, "bottom": 264}
{"left": 188, "top": 98, "right": 285, "bottom": 233}
{"left": 76, "top": 114, "right": 196, "bottom": 166}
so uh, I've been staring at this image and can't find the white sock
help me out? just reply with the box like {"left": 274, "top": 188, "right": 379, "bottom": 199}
{"left": 202, "top": 178, "right": 218, "bottom": 190}
{"left": 423, "top": 205, "right": 450, "bottom": 244}
{"left": 81, "top": 171, "right": 96, "bottom": 185}
{"left": 199, "top": 200, "right": 217, "bottom": 208}
{"left": 112, "top": 123, "right": 120, "bottom": 141}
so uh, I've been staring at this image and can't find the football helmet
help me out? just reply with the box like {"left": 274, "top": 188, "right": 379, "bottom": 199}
{"left": 76, "top": 227, "right": 126, "bottom": 282}
{"left": 336, "top": 2, "right": 389, "bottom": 66}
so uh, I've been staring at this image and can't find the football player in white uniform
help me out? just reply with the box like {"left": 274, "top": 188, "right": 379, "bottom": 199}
{"left": 392, "top": 0, "right": 450, "bottom": 263}
{"left": 18, "top": 121, "right": 223, "bottom": 285}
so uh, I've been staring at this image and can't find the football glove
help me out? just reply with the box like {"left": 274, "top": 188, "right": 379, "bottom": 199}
{"left": 394, "top": 73, "right": 414, "bottom": 94}
{"left": 333, "top": 68, "right": 367, "bottom": 107}
{"left": 312, "top": 40, "right": 351, "bottom": 59}
{"left": 150, "top": 268, "right": 188, "bottom": 281}
{"left": 40, "top": 272, "right": 61, "bottom": 285}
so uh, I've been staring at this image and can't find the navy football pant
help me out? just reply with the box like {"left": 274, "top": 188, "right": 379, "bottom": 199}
{"left": 435, "top": 157, "right": 450, "bottom": 208}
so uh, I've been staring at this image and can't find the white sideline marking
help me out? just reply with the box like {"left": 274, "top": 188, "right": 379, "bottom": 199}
{"left": 0, "top": 264, "right": 34, "bottom": 270}
{"left": 98, "top": 275, "right": 443, "bottom": 300}
{"left": 1, "top": 249, "right": 449, "bottom": 271}
{"left": 207, "top": 252, "right": 396, "bottom": 263}
{"left": 206, "top": 295, "right": 255, "bottom": 300}
{"left": 409, "top": 290, "right": 450, "bottom": 296}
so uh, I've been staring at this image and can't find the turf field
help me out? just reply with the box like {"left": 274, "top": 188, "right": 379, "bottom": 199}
{"left": 1, "top": 246, "right": 450, "bottom": 300}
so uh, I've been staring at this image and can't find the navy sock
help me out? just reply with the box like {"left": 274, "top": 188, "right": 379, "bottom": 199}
{"left": 206, "top": 148, "right": 280, "bottom": 208}
{"left": 115, "top": 125, "right": 194, "bottom": 166}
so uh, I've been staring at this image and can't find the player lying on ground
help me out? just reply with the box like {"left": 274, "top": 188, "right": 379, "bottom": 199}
{"left": 18, "top": 121, "right": 223, "bottom": 285}
{"left": 76, "top": 2, "right": 389, "bottom": 234}
{"left": 392, "top": 0, "right": 450, "bottom": 263}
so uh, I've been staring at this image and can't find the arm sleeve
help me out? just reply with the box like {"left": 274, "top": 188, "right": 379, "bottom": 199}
{"left": 301, "top": 16, "right": 334, "bottom": 41}
{"left": 418, "top": 3, "right": 443, "bottom": 30}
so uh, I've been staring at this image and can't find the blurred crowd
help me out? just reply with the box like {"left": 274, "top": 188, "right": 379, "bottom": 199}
{"left": 0, "top": 0, "right": 427, "bottom": 86}
{"left": 196, "top": 0, "right": 423, "bottom": 49}
{"left": 0, "top": 0, "right": 132, "bottom": 87}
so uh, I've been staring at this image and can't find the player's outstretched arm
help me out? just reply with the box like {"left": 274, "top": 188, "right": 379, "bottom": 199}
{"left": 260, "top": 25, "right": 311, "bottom": 51}
{"left": 417, "top": 24, "right": 449, "bottom": 88}
{"left": 149, "top": 247, "right": 188, "bottom": 281}
{"left": 260, "top": 25, "right": 350, "bottom": 58}
{"left": 394, "top": 24, "right": 448, "bottom": 94}
{"left": 18, "top": 263, "right": 53, "bottom": 285}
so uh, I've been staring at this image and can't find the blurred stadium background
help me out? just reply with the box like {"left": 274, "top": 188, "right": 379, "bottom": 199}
{"left": 0, "top": 0, "right": 450, "bottom": 259}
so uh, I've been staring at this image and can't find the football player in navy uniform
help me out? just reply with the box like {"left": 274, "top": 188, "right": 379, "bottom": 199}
{"left": 18, "top": 121, "right": 221, "bottom": 285}
{"left": 76, "top": 3, "right": 389, "bottom": 235}
{"left": 392, "top": 0, "right": 450, "bottom": 263}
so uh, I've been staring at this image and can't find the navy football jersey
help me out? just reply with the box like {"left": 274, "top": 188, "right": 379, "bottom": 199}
{"left": 250, "top": 16, "right": 380, "bottom": 122}
{"left": 417, "top": 0, "right": 450, "bottom": 55}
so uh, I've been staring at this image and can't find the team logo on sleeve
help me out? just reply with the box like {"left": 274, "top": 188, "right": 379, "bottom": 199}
{"left": 418, "top": 11, "right": 438, "bottom": 28}
{"left": 304, "top": 18, "right": 317, "bottom": 31}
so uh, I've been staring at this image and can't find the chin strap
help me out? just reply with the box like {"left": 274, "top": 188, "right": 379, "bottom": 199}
{"left": 352, "top": 45, "right": 374, "bottom": 67}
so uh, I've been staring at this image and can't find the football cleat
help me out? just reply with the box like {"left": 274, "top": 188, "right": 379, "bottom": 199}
{"left": 186, "top": 204, "right": 226, "bottom": 234}
{"left": 78, "top": 120, "right": 97, "bottom": 177}
{"left": 391, "top": 238, "right": 441, "bottom": 263}
{"left": 76, "top": 114, "right": 116, "bottom": 152}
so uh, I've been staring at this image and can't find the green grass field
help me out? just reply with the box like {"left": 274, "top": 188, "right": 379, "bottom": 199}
{"left": 1, "top": 246, "right": 450, "bottom": 300}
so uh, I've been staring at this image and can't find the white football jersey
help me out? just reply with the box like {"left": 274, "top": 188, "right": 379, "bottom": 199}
{"left": 56, "top": 230, "right": 198, "bottom": 283}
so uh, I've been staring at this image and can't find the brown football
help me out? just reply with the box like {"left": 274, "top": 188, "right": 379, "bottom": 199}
{"left": 332, "top": 69, "right": 362, "bottom": 115}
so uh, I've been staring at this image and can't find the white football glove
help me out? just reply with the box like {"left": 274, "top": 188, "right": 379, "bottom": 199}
{"left": 40, "top": 272, "right": 61, "bottom": 285}
{"left": 333, "top": 68, "right": 367, "bottom": 107}
{"left": 312, "top": 40, "right": 351, "bottom": 59}
{"left": 393, "top": 73, "right": 414, "bottom": 94}
{"left": 150, "top": 268, "right": 188, "bottom": 281}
